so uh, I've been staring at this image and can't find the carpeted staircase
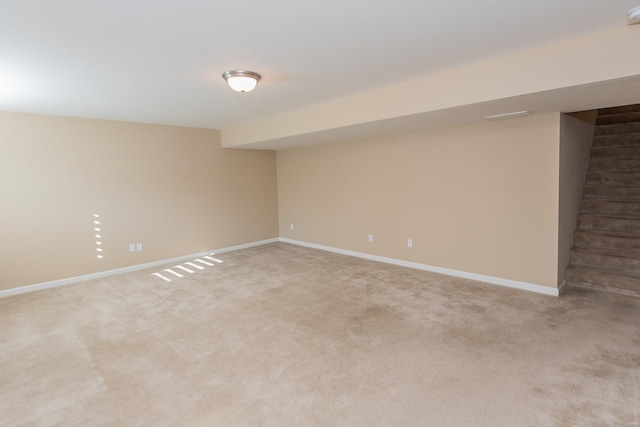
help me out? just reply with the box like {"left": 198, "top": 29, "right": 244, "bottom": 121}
{"left": 566, "top": 103, "right": 640, "bottom": 296}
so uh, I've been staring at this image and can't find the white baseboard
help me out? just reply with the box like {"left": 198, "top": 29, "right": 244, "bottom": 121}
{"left": 2, "top": 237, "right": 560, "bottom": 298}
{"left": 0, "top": 238, "right": 279, "bottom": 298}
{"left": 279, "top": 238, "right": 560, "bottom": 297}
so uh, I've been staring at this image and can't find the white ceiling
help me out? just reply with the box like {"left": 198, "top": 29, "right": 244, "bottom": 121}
{"left": 0, "top": 0, "right": 638, "bottom": 130}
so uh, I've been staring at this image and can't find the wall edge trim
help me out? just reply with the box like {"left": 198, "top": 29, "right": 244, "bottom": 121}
{"left": 0, "top": 238, "right": 279, "bottom": 298}
{"left": 557, "top": 279, "right": 568, "bottom": 296}
{"left": 279, "top": 238, "right": 559, "bottom": 296}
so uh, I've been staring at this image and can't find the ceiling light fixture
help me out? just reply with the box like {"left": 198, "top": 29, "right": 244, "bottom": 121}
{"left": 485, "top": 110, "right": 531, "bottom": 120}
{"left": 222, "top": 70, "right": 261, "bottom": 93}
{"left": 629, "top": 6, "right": 640, "bottom": 25}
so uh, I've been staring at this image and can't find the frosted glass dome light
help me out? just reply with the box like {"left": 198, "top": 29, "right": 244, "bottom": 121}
{"left": 222, "top": 70, "right": 261, "bottom": 93}
{"left": 629, "top": 6, "right": 640, "bottom": 25}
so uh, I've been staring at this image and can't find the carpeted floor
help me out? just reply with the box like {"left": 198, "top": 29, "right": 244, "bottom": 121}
{"left": 1, "top": 242, "right": 639, "bottom": 426}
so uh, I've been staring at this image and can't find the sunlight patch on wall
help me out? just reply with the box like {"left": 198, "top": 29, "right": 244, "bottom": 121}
{"left": 93, "top": 214, "right": 104, "bottom": 259}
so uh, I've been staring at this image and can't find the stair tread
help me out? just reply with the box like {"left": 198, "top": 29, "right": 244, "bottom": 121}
{"left": 570, "top": 246, "right": 640, "bottom": 260}
{"left": 589, "top": 155, "right": 640, "bottom": 160}
{"left": 598, "top": 108, "right": 640, "bottom": 114}
{"left": 584, "top": 184, "right": 640, "bottom": 187}
{"left": 589, "top": 170, "right": 640, "bottom": 173}
{"left": 596, "top": 112, "right": 640, "bottom": 125}
{"left": 567, "top": 264, "right": 640, "bottom": 280}
{"left": 578, "top": 211, "right": 640, "bottom": 220}
{"left": 592, "top": 144, "right": 640, "bottom": 149}
{"left": 584, "top": 188, "right": 640, "bottom": 197}
{"left": 589, "top": 168, "right": 640, "bottom": 171}
{"left": 596, "top": 123, "right": 640, "bottom": 129}
{"left": 594, "top": 132, "right": 640, "bottom": 136}
{"left": 590, "top": 145, "right": 640, "bottom": 151}
{"left": 587, "top": 171, "right": 640, "bottom": 174}
{"left": 585, "top": 172, "right": 640, "bottom": 185}
{"left": 598, "top": 105, "right": 640, "bottom": 116}
{"left": 589, "top": 158, "right": 640, "bottom": 163}
{"left": 593, "top": 136, "right": 640, "bottom": 141}
{"left": 582, "top": 198, "right": 640, "bottom": 202}
{"left": 580, "top": 199, "right": 640, "bottom": 215}
{"left": 578, "top": 212, "right": 640, "bottom": 220}
{"left": 595, "top": 127, "right": 640, "bottom": 137}
{"left": 566, "top": 282, "right": 640, "bottom": 298}
{"left": 584, "top": 196, "right": 640, "bottom": 201}
{"left": 588, "top": 160, "right": 640, "bottom": 171}
{"left": 575, "top": 229, "right": 640, "bottom": 239}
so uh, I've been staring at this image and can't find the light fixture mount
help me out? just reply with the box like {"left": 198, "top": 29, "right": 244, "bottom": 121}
{"left": 222, "top": 70, "right": 261, "bottom": 93}
{"left": 485, "top": 110, "right": 531, "bottom": 120}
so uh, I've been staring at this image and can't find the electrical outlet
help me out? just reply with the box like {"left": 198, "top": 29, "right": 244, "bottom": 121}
{"left": 129, "top": 243, "right": 136, "bottom": 252}
{"left": 408, "top": 239, "right": 413, "bottom": 248}
{"left": 136, "top": 243, "right": 143, "bottom": 251}
{"left": 290, "top": 223, "right": 294, "bottom": 230}
{"left": 368, "top": 234, "right": 373, "bottom": 242}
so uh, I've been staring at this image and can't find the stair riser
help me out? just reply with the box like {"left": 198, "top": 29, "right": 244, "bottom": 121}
{"left": 595, "top": 123, "right": 640, "bottom": 137}
{"left": 590, "top": 146, "right": 640, "bottom": 159}
{"left": 599, "top": 105, "right": 640, "bottom": 116}
{"left": 577, "top": 215, "right": 640, "bottom": 234}
{"left": 566, "top": 268, "right": 640, "bottom": 293}
{"left": 589, "top": 158, "right": 640, "bottom": 171}
{"left": 574, "top": 232, "right": 640, "bottom": 253}
{"left": 593, "top": 134, "right": 640, "bottom": 147}
{"left": 583, "top": 185, "right": 640, "bottom": 199}
{"left": 596, "top": 112, "right": 640, "bottom": 125}
{"left": 570, "top": 251, "right": 640, "bottom": 274}
{"left": 580, "top": 200, "right": 640, "bottom": 216}
{"left": 586, "top": 172, "right": 640, "bottom": 185}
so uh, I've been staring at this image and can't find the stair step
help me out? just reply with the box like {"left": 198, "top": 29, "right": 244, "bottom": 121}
{"left": 583, "top": 185, "right": 640, "bottom": 199}
{"left": 586, "top": 172, "right": 640, "bottom": 185}
{"left": 590, "top": 145, "right": 640, "bottom": 159}
{"left": 570, "top": 248, "right": 640, "bottom": 274}
{"left": 577, "top": 214, "right": 640, "bottom": 233}
{"left": 598, "top": 104, "right": 640, "bottom": 116}
{"left": 589, "top": 157, "right": 640, "bottom": 172}
{"left": 596, "top": 111, "right": 640, "bottom": 126}
{"left": 567, "top": 104, "right": 640, "bottom": 297}
{"left": 565, "top": 265, "right": 640, "bottom": 294}
{"left": 594, "top": 123, "right": 640, "bottom": 137}
{"left": 580, "top": 199, "right": 640, "bottom": 216}
{"left": 593, "top": 134, "right": 640, "bottom": 147}
{"left": 574, "top": 230, "right": 640, "bottom": 253}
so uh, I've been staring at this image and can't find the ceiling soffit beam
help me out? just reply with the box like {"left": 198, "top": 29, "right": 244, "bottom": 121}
{"left": 221, "top": 25, "right": 640, "bottom": 149}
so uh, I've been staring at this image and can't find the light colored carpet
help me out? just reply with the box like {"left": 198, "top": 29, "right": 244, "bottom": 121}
{"left": 1, "top": 242, "right": 639, "bottom": 426}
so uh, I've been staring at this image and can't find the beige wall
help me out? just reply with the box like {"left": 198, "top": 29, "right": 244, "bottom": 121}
{"left": 0, "top": 112, "right": 278, "bottom": 290}
{"left": 558, "top": 113, "right": 595, "bottom": 286}
{"left": 277, "top": 113, "right": 561, "bottom": 288}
